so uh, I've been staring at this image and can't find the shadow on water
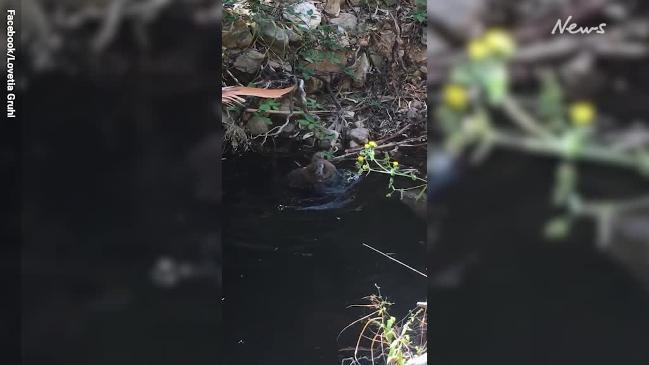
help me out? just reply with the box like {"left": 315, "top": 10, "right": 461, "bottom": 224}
{"left": 223, "top": 153, "right": 426, "bottom": 365}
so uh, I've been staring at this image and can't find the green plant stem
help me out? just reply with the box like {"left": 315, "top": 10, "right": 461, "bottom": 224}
{"left": 367, "top": 159, "right": 426, "bottom": 183}
{"left": 501, "top": 95, "right": 554, "bottom": 139}
{"left": 489, "top": 130, "right": 642, "bottom": 172}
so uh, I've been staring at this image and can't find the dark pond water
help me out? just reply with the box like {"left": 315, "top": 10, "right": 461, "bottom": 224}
{"left": 21, "top": 75, "right": 220, "bottom": 365}
{"left": 222, "top": 153, "right": 427, "bottom": 365}
{"left": 428, "top": 151, "right": 649, "bottom": 365}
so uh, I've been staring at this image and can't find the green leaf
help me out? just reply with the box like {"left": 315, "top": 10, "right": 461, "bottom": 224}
{"left": 538, "top": 71, "right": 566, "bottom": 130}
{"left": 544, "top": 215, "right": 572, "bottom": 241}
{"left": 412, "top": 9, "right": 426, "bottom": 23}
{"left": 480, "top": 62, "right": 508, "bottom": 105}
{"left": 449, "top": 63, "right": 474, "bottom": 85}
{"left": 386, "top": 316, "right": 396, "bottom": 331}
{"left": 552, "top": 162, "right": 577, "bottom": 207}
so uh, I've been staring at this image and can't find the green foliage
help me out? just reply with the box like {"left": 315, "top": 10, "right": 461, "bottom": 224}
{"left": 538, "top": 71, "right": 567, "bottom": 131}
{"left": 436, "top": 29, "right": 649, "bottom": 243}
{"left": 257, "top": 99, "right": 280, "bottom": 114}
{"left": 412, "top": 9, "right": 427, "bottom": 23}
{"left": 343, "top": 66, "right": 355, "bottom": 77}
{"left": 296, "top": 114, "right": 335, "bottom": 142}
{"left": 544, "top": 215, "right": 573, "bottom": 241}
{"left": 449, "top": 60, "right": 509, "bottom": 106}
{"left": 305, "top": 97, "right": 322, "bottom": 110}
{"left": 321, "top": 150, "right": 335, "bottom": 160}
{"left": 301, "top": 49, "right": 325, "bottom": 64}
{"left": 297, "top": 114, "right": 318, "bottom": 129}
{"left": 411, "top": 0, "right": 427, "bottom": 24}
{"left": 343, "top": 294, "right": 426, "bottom": 365}
{"left": 247, "top": 99, "right": 280, "bottom": 128}
{"left": 356, "top": 143, "right": 427, "bottom": 198}
{"left": 299, "top": 66, "right": 315, "bottom": 80}
{"left": 223, "top": 0, "right": 279, "bottom": 32}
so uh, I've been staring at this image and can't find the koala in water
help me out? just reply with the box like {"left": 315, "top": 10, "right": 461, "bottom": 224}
{"left": 287, "top": 152, "right": 338, "bottom": 192}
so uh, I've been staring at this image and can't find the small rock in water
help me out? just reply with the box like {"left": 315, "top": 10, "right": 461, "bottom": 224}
{"left": 233, "top": 49, "right": 265, "bottom": 74}
{"left": 330, "top": 13, "right": 358, "bottom": 33}
{"left": 348, "top": 127, "right": 370, "bottom": 145}
{"left": 283, "top": 2, "right": 322, "bottom": 30}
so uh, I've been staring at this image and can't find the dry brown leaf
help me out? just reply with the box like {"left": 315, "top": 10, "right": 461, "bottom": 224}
{"left": 221, "top": 85, "right": 296, "bottom": 105}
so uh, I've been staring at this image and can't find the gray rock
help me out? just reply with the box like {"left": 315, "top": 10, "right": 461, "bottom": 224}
{"left": 369, "top": 52, "right": 385, "bottom": 69}
{"left": 283, "top": 2, "right": 322, "bottom": 30}
{"left": 348, "top": 127, "right": 370, "bottom": 144}
{"left": 245, "top": 115, "right": 271, "bottom": 135}
{"left": 319, "top": 129, "right": 339, "bottom": 149}
{"left": 258, "top": 21, "right": 289, "bottom": 55}
{"left": 233, "top": 49, "right": 265, "bottom": 74}
{"left": 222, "top": 20, "right": 253, "bottom": 49}
{"left": 286, "top": 29, "right": 302, "bottom": 43}
{"left": 330, "top": 13, "right": 357, "bottom": 33}
{"left": 280, "top": 122, "right": 297, "bottom": 136}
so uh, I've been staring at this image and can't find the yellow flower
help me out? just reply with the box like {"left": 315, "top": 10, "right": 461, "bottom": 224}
{"left": 364, "top": 143, "right": 370, "bottom": 149}
{"left": 467, "top": 38, "right": 489, "bottom": 60}
{"left": 569, "top": 101, "right": 596, "bottom": 126}
{"left": 392, "top": 161, "right": 399, "bottom": 167}
{"left": 443, "top": 84, "right": 469, "bottom": 110}
{"left": 483, "top": 28, "right": 516, "bottom": 57}
{"left": 357, "top": 155, "right": 365, "bottom": 162}
{"left": 368, "top": 141, "right": 377, "bottom": 148}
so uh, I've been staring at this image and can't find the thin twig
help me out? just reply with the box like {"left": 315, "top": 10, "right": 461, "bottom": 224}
{"left": 362, "top": 243, "right": 427, "bottom": 278}
{"left": 243, "top": 108, "right": 330, "bottom": 115}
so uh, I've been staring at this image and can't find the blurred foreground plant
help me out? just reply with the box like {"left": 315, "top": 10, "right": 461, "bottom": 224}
{"left": 435, "top": 28, "right": 649, "bottom": 243}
